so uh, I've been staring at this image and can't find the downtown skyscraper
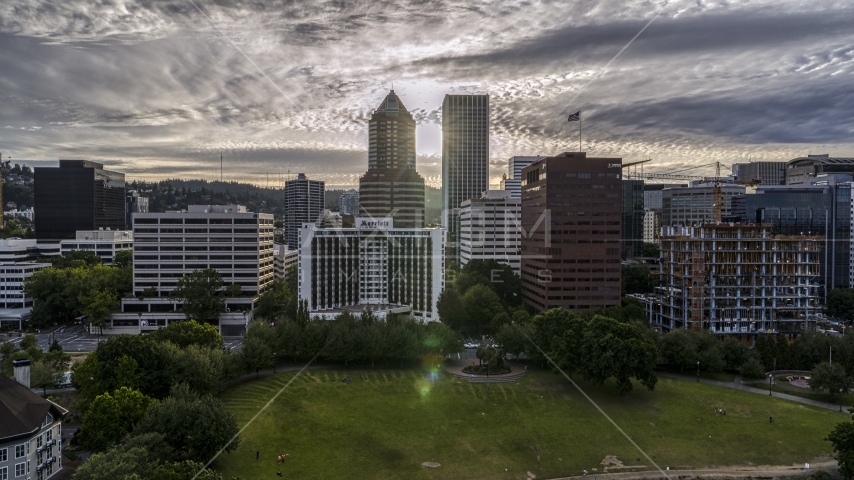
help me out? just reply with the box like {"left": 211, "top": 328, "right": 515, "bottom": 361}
{"left": 359, "top": 90, "right": 426, "bottom": 228}
{"left": 283, "top": 173, "right": 325, "bottom": 250}
{"left": 441, "top": 94, "right": 489, "bottom": 265}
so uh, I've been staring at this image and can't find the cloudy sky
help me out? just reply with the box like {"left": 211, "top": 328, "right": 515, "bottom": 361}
{"left": 1, "top": 0, "right": 852, "bottom": 188}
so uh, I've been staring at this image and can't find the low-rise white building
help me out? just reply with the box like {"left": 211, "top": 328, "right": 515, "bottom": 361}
{"left": 459, "top": 190, "right": 521, "bottom": 274}
{"left": 273, "top": 244, "right": 297, "bottom": 279}
{"left": 298, "top": 220, "right": 444, "bottom": 321}
{"left": 0, "top": 262, "right": 51, "bottom": 311}
{"left": 59, "top": 229, "right": 132, "bottom": 263}
{"left": 109, "top": 205, "right": 274, "bottom": 336}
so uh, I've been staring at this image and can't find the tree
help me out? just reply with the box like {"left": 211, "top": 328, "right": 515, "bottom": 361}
{"left": 622, "top": 264, "right": 654, "bottom": 294}
{"left": 31, "top": 360, "right": 63, "bottom": 396}
{"left": 0, "top": 341, "right": 20, "bottom": 376}
{"left": 73, "top": 432, "right": 223, "bottom": 480}
{"left": 254, "top": 278, "right": 296, "bottom": 323}
{"left": 150, "top": 319, "right": 223, "bottom": 349}
{"left": 52, "top": 250, "right": 102, "bottom": 269}
{"left": 436, "top": 288, "right": 465, "bottom": 330}
{"left": 114, "top": 249, "right": 133, "bottom": 269}
{"left": 115, "top": 355, "right": 141, "bottom": 390}
{"left": 577, "top": 315, "right": 658, "bottom": 394}
{"left": 20, "top": 334, "right": 38, "bottom": 350}
{"left": 80, "top": 289, "right": 118, "bottom": 337}
{"left": 828, "top": 288, "right": 854, "bottom": 322}
{"left": 463, "top": 284, "right": 504, "bottom": 335}
{"left": 721, "top": 336, "right": 749, "bottom": 371}
{"left": 828, "top": 418, "right": 854, "bottom": 480}
{"left": 810, "top": 361, "right": 851, "bottom": 401}
{"left": 494, "top": 322, "right": 531, "bottom": 359}
{"left": 659, "top": 329, "right": 698, "bottom": 372}
{"left": 80, "top": 387, "right": 152, "bottom": 452}
{"left": 170, "top": 269, "right": 226, "bottom": 324}
{"left": 241, "top": 332, "right": 275, "bottom": 377}
{"left": 741, "top": 356, "right": 765, "bottom": 379}
{"left": 134, "top": 383, "right": 240, "bottom": 463}
{"left": 457, "top": 260, "right": 522, "bottom": 307}
{"left": 642, "top": 242, "right": 660, "bottom": 257}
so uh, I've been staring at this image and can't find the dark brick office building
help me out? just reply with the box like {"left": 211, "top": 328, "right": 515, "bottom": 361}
{"left": 520, "top": 152, "right": 623, "bottom": 312}
{"left": 34, "top": 160, "right": 126, "bottom": 241}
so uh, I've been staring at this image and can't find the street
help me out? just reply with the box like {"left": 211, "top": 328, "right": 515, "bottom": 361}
{"left": 2, "top": 325, "right": 245, "bottom": 353}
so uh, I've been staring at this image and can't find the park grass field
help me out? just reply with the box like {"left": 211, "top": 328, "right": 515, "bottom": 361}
{"left": 214, "top": 368, "right": 841, "bottom": 480}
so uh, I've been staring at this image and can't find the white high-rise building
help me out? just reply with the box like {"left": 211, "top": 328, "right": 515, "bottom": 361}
{"left": 284, "top": 173, "right": 325, "bottom": 250}
{"left": 643, "top": 209, "right": 657, "bottom": 244}
{"left": 459, "top": 190, "right": 521, "bottom": 274}
{"left": 339, "top": 190, "right": 360, "bottom": 216}
{"left": 501, "top": 156, "right": 540, "bottom": 199}
{"left": 298, "top": 220, "right": 444, "bottom": 321}
{"left": 110, "top": 205, "right": 274, "bottom": 336}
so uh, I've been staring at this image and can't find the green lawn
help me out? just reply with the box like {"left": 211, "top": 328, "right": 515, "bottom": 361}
{"left": 214, "top": 368, "right": 841, "bottom": 480}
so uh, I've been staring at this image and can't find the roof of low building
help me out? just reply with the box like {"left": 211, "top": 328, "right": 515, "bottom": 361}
{"left": 0, "top": 374, "right": 68, "bottom": 442}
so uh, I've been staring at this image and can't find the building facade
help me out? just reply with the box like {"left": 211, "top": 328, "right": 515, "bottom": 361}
{"left": 661, "top": 184, "right": 746, "bottom": 227}
{"left": 126, "top": 191, "right": 149, "bottom": 229}
{"left": 283, "top": 173, "right": 325, "bottom": 250}
{"left": 34, "top": 160, "right": 125, "bottom": 241}
{"left": 0, "top": 371, "right": 67, "bottom": 480}
{"left": 732, "top": 162, "right": 786, "bottom": 186}
{"left": 520, "top": 152, "right": 623, "bottom": 312}
{"left": 59, "top": 229, "right": 132, "bottom": 263}
{"left": 0, "top": 262, "right": 50, "bottom": 310}
{"left": 459, "top": 190, "right": 521, "bottom": 275}
{"left": 622, "top": 179, "right": 644, "bottom": 258}
{"left": 442, "top": 94, "right": 490, "bottom": 265}
{"left": 786, "top": 154, "right": 854, "bottom": 185}
{"left": 339, "top": 190, "right": 360, "bottom": 216}
{"left": 273, "top": 244, "right": 297, "bottom": 279}
{"left": 358, "top": 90, "right": 426, "bottom": 229}
{"left": 298, "top": 221, "right": 444, "bottom": 321}
{"left": 110, "top": 205, "right": 275, "bottom": 336}
{"left": 643, "top": 209, "right": 658, "bottom": 244}
{"left": 501, "top": 156, "right": 540, "bottom": 199}
{"left": 657, "top": 224, "right": 821, "bottom": 338}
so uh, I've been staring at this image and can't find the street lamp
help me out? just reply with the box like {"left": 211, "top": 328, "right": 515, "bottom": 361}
{"left": 768, "top": 373, "right": 773, "bottom": 396}
{"left": 696, "top": 360, "right": 700, "bottom": 382}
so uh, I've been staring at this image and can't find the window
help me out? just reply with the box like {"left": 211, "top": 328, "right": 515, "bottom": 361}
{"left": 37, "top": 435, "right": 42, "bottom": 448}
{"left": 14, "top": 463, "right": 24, "bottom": 477}
{"left": 14, "top": 444, "right": 24, "bottom": 459}
{"left": 0, "top": 448, "right": 6, "bottom": 461}
{"left": 0, "top": 467, "right": 6, "bottom": 480}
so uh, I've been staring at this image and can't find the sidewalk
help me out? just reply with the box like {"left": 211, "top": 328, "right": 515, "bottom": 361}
{"left": 549, "top": 460, "right": 838, "bottom": 480}
{"left": 657, "top": 371, "right": 847, "bottom": 413}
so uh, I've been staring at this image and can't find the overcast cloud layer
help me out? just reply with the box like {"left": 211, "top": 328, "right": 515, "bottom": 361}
{"left": 1, "top": 0, "right": 852, "bottom": 188}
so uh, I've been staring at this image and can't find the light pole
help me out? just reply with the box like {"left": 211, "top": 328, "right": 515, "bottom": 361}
{"left": 696, "top": 360, "right": 700, "bottom": 382}
{"left": 768, "top": 373, "right": 772, "bottom": 396}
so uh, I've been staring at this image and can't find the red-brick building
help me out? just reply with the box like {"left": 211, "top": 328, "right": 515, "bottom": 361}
{"left": 520, "top": 152, "right": 623, "bottom": 312}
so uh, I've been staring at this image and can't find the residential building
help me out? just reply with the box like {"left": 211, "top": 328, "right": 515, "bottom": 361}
{"left": 743, "top": 182, "right": 851, "bottom": 293}
{"left": 501, "top": 156, "right": 540, "bottom": 199}
{"left": 34, "top": 160, "right": 125, "bottom": 241}
{"left": 339, "top": 190, "right": 360, "bottom": 216}
{"left": 442, "top": 94, "right": 490, "bottom": 265}
{"left": 358, "top": 90, "right": 426, "bottom": 229}
{"left": 283, "top": 173, "right": 324, "bottom": 250}
{"left": 661, "top": 184, "right": 746, "bottom": 227}
{"left": 459, "top": 190, "right": 521, "bottom": 275}
{"left": 0, "top": 368, "right": 67, "bottom": 480}
{"left": 59, "top": 229, "right": 132, "bottom": 263}
{"left": 6, "top": 208, "right": 33, "bottom": 221}
{"left": 520, "top": 152, "right": 623, "bottom": 312}
{"left": 110, "top": 205, "right": 275, "bottom": 336}
{"left": 622, "top": 179, "right": 644, "bottom": 258}
{"left": 786, "top": 154, "right": 854, "bottom": 185}
{"left": 643, "top": 209, "right": 658, "bottom": 244}
{"left": 298, "top": 220, "right": 444, "bottom": 321}
{"left": 657, "top": 224, "right": 822, "bottom": 339}
{"left": 732, "top": 161, "right": 786, "bottom": 186}
{"left": 0, "top": 262, "right": 50, "bottom": 311}
{"left": 126, "top": 191, "right": 149, "bottom": 229}
{"left": 273, "top": 244, "right": 297, "bottom": 279}
{"left": 321, "top": 210, "right": 343, "bottom": 229}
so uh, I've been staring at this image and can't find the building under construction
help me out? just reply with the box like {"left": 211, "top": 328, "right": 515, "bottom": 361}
{"left": 657, "top": 223, "right": 822, "bottom": 339}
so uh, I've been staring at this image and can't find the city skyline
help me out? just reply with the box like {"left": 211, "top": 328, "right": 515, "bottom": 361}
{"left": 1, "top": 0, "right": 853, "bottom": 188}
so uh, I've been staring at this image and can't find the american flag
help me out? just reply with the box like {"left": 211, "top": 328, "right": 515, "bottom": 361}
{"left": 567, "top": 111, "right": 580, "bottom": 122}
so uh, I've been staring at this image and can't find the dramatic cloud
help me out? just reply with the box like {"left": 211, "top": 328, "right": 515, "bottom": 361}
{"left": 0, "top": 0, "right": 852, "bottom": 187}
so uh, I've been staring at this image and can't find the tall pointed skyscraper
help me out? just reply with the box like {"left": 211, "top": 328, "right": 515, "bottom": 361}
{"left": 359, "top": 90, "right": 426, "bottom": 228}
{"left": 442, "top": 94, "right": 489, "bottom": 265}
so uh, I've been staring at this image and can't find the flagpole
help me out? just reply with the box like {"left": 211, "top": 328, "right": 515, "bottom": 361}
{"left": 579, "top": 117, "right": 582, "bottom": 152}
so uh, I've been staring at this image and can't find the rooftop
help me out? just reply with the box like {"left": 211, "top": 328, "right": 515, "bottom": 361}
{"left": 0, "top": 374, "right": 67, "bottom": 442}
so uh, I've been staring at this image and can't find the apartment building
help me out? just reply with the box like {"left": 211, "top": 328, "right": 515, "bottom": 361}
{"left": 657, "top": 223, "right": 822, "bottom": 338}
{"left": 298, "top": 220, "right": 444, "bottom": 321}
{"left": 110, "top": 205, "right": 274, "bottom": 336}
{"left": 459, "top": 190, "right": 521, "bottom": 275}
